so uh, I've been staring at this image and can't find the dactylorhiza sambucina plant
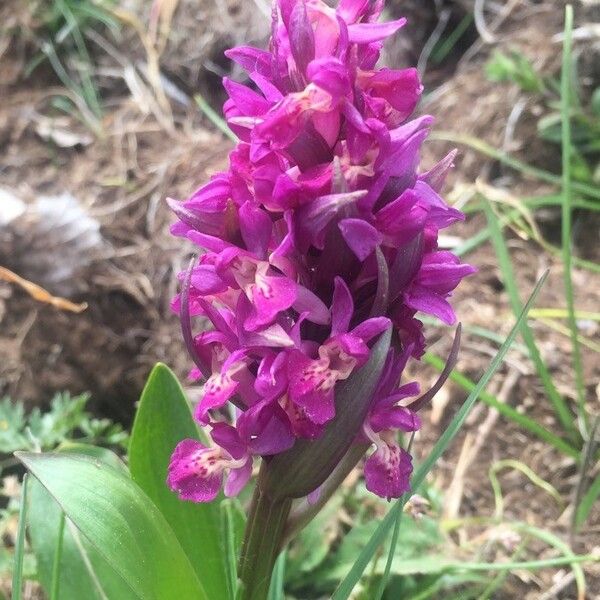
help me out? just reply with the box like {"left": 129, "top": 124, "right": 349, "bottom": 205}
{"left": 167, "top": 0, "right": 474, "bottom": 596}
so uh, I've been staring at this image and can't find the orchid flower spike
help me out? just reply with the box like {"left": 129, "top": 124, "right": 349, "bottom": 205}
{"left": 167, "top": 0, "right": 474, "bottom": 504}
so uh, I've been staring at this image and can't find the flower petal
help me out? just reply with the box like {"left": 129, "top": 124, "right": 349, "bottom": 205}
{"left": 224, "top": 459, "right": 253, "bottom": 497}
{"left": 364, "top": 443, "right": 412, "bottom": 500}
{"left": 347, "top": 18, "right": 406, "bottom": 43}
{"left": 237, "top": 399, "right": 295, "bottom": 455}
{"left": 338, "top": 218, "right": 382, "bottom": 261}
{"left": 167, "top": 439, "right": 222, "bottom": 503}
{"left": 331, "top": 276, "right": 353, "bottom": 335}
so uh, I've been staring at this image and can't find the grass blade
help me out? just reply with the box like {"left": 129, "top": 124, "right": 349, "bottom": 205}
{"left": 430, "top": 131, "right": 600, "bottom": 201}
{"left": 50, "top": 511, "right": 66, "bottom": 600}
{"left": 194, "top": 94, "right": 237, "bottom": 142}
{"left": 489, "top": 460, "right": 563, "bottom": 519}
{"left": 478, "top": 539, "right": 528, "bottom": 600}
{"left": 221, "top": 500, "right": 240, "bottom": 600}
{"left": 331, "top": 271, "right": 549, "bottom": 599}
{"left": 12, "top": 473, "right": 29, "bottom": 600}
{"left": 575, "top": 472, "right": 600, "bottom": 530}
{"left": 267, "top": 550, "right": 287, "bottom": 600}
{"left": 513, "top": 523, "right": 588, "bottom": 599}
{"left": 482, "top": 199, "right": 577, "bottom": 440}
{"left": 561, "top": 4, "right": 587, "bottom": 433}
{"left": 445, "top": 555, "right": 594, "bottom": 570}
{"left": 422, "top": 353, "right": 579, "bottom": 459}
{"left": 573, "top": 416, "right": 600, "bottom": 531}
{"left": 374, "top": 434, "right": 416, "bottom": 599}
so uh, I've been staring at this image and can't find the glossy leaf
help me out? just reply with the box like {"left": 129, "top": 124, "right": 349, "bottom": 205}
{"left": 28, "top": 478, "right": 136, "bottom": 600}
{"left": 28, "top": 444, "right": 135, "bottom": 600}
{"left": 128, "top": 363, "right": 228, "bottom": 599}
{"left": 17, "top": 452, "right": 208, "bottom": 600}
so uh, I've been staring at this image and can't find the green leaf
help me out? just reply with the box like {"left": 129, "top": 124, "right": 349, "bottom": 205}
{"left": 221, "top": 499, "right": 247, "bottom": 599}
{"left": 332, "top": 272, "right": 549, "bottom": 599}
{"left": 128, "top": 363, "right": 228, "bottom": 599}
{"left": 28, "top": 444, "right": 134, "bottom": 600}
{"left": 485, "top": 50, "right": 544, "bottom": 93}
{"left": 17, "top": 452, "right": 208, "bottom": 600}
{"left": 56, "top": 441, "right": 127, "bottom": 470}
{"left": 560, "top": 4, "right": 587, "bottom": 431}
{"left": 29, "top": 478, "right": 136, "bottom": 600}
{"left": 482, "top": 200, "right": 577, "bottom": 440}
{"left": 267, "top": 550, "right": 287, "bottom": 600}
{"left": 11, "top": 474, "right": 29, "bottom": 600}
{"left": 285, "top": 495, "right": 343, "bottom": 586}
{"left": 310, "top": 514, "right": 442, "bottom": 593}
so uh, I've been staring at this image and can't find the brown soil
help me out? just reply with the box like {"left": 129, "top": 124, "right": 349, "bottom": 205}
{"left": 1, "top": 0, "right": 599, "bottom": 597}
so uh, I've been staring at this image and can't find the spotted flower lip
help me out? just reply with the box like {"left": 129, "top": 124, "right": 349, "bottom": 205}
{"left": 167, "top": 424, "right": 253, "bottom": 502}
{"left": 167, "top": 0, "right": 474, "bottom": 503}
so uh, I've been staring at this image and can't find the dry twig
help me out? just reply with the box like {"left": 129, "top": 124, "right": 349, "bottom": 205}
{"left": 0, "top": 267, "right": 87, "bottom": 313}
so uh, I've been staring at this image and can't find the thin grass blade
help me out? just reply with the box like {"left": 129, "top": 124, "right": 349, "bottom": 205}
{"left": 267, "top": 551, "right": 287, "bottom": 600}
{"left": 50, "top": 511, "right": 66, "bottom": 600}
{"left": 430, "top": 131, "right": 600, "bottom": 201}
{"left": 331, "top": 271, "right": 549, "bottom": 599}
{"left": 194, "top": 94, "right": 237, "bottom": 141}
{"left": 12, "top": 473, "right": 29, "bottom": 600}
{"left": 422, "top": 353, "right": 579, "bottom": 459}
{"left": 573, "top": 416, "right": 600, "bottom": 531}
{"left": 560, "top": 4, "right": 587, "bottom": 432}
{"left": 482, "top": 199, "right": 577, "bottom": 439}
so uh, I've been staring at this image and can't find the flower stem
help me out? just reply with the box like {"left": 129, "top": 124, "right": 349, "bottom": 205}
{"left": 239, "top": 465, "right": 292, "bottom": 600}
{"left": 284, "top": 444, "right": 367, "bottom": 545}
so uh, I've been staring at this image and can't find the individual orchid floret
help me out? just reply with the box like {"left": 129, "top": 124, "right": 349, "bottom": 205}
{"left": 168, "top": 423, "right": 252, "bottom": 502}
{"left": 364, "top": 436, "right": 413, "bottom": 500}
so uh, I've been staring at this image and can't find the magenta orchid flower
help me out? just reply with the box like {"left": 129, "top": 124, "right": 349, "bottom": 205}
{"left": 167, "top": 423, "right": 252, "bottom": 502}
{"left": 167, "top": 0, "right": 474, "bottom": 506}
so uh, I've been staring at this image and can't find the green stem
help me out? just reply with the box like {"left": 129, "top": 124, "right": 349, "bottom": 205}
{"left": 284, "top": 445, "right": 367, "bottom": 544}
{"left": 239, "top": 466, "right": 292, "bottom": 600}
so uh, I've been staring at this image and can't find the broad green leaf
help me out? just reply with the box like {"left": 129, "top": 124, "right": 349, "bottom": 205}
{"left": 57, "top": 441, "right": 127, "bottom": 471}
{"left": 128, "top": 363, "right": 228, "bottom": 599}
{"left": 29, "top": 478, "right": 136, "bottom": 600}
{"left": 28, "top": 444, "right": 134, "bottom": 600}
{"left": 308, "top": 516, "right": 442, "bottom": 594}
{"left": 285, "top": 494, "right": 343, "bottom": 586}
{"left": 17, "top": 452, "right": 208, "bottom": 600}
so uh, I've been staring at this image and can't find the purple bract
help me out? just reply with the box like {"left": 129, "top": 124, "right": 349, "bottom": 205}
{"left": 167, "top": 0, "right": 474, "bottom": 503}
